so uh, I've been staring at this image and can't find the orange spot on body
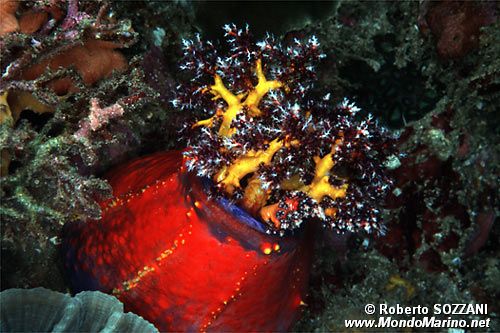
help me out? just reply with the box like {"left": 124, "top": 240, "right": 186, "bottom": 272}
{"left": 261, "top": 242, "right": 273, "bottom": 255}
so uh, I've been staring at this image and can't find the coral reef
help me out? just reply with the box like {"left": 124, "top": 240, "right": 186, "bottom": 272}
{"left": 0, "top": 287, "right": 158, "bottom": 332}
{"left": 0, "top": 0, "right": 168, "bottom": 290}
{"left": 0, "top": 0, "right": 498, "bottom": 331}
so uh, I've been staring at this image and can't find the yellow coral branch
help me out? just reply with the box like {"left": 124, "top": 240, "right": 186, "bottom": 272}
{"left": 193, "top": 59, "right": 283, "bottom": 137}
{"left": 215, "top": 138, "right": 283, "bottom": 193}
{"left": 275, "top": 140, "right": 348, "bottom": 203}
{"left": 244, "top": 59, "right": 283, "bottom": 117}
{"left": 301, "top": 143, "right": 348, "bottom": 203}
{"left": 259, "top": 140, "right": 348, "bottom": 228}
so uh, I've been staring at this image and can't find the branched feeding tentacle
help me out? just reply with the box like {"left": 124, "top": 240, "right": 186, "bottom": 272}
{"left": 178, "top": 25, "right": 396, "bottom": 236}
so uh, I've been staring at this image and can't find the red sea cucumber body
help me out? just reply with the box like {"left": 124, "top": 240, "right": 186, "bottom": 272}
{"left": 63, "top": 151, "right": 313, "bottom": 331}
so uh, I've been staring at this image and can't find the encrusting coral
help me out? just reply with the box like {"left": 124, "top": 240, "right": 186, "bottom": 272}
{"left": 0, "top": 0, "right": 133, "bottom": 94}
{"left": 0, "top": 0, "right": 136, "bottom": 175}
{"left": 177, "top": 25, "right": 397, "bottom": 235}
{"left": 0, "top": 0, "right": 158, "bottom": 291}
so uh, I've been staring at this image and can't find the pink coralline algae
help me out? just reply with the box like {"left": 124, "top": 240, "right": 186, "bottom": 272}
{"left": 74, "top": 98, "right": 125, "bottom": 139}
